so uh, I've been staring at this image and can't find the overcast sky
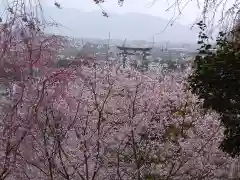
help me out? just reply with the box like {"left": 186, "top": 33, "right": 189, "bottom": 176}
{"left": 42, "top": 0, "right": 204, "bottom": 25}
{"left": 1, "top": 0, "right": 236, "bottom": 26}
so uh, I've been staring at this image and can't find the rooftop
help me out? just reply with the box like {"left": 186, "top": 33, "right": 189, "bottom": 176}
{"left": 117, "top": 46, "right": 152, "bottom": 51}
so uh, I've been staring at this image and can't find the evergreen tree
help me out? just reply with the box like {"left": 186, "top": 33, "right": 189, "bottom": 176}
{"left": 189, "top": 21, "right": 240, "bottom": 157}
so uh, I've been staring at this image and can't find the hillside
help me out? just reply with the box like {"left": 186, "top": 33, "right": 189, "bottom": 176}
{"left": 42, "top": 7, "right": 199, "bottom": 43}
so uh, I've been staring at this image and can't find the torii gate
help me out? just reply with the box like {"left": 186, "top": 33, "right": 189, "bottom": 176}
{"left": 117, "top": 46, "right": 152, "bottom": 70}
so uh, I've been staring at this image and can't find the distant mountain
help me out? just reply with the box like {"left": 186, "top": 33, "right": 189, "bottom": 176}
{"left": 0, "top": 6, "right": 199, "bottom": 43}
{"left": 42, "top": 7, "right": 199, "bottom": 43}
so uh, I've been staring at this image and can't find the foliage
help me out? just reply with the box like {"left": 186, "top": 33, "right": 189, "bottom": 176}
{"left": 1, "top": 54, "right": 233, "bottom": 179}
{"left": 188, "top": 21, "right": 240, "bottom": 157}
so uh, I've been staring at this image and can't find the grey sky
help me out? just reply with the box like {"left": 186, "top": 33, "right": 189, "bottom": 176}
{"left": 43, "top": 0, "right": 203, "bottom": 25}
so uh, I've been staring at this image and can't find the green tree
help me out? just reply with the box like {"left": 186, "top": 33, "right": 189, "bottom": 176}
{"left": 188, "top": 21, "right": 240, "bottom": 157}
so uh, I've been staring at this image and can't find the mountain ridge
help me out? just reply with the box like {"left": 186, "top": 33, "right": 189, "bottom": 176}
{"left": 0, "top": 6, "right": 199, "bottom": 43}
{"left": 42, "top": 7, "right": 199, "bottom": 43}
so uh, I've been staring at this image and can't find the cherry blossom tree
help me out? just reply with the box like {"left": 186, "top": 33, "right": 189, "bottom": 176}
{"left": 0, "top": 1, "right": 76, "bottom": 179}
{"left": 3, "top": 56, "right": 234, "bottom": 179}
{"left": 41, "top": 61, "right": 233, "bottom": 180}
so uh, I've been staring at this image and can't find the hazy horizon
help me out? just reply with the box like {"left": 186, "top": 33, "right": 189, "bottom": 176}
{"left": 0, "top": 0, "right": 225, "bottom": 43}
{"left": 41, "top": 0, "right": 203, "bottom": 25}
{"left": 40, "top": 6, "right": 200, "bottom": 44}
